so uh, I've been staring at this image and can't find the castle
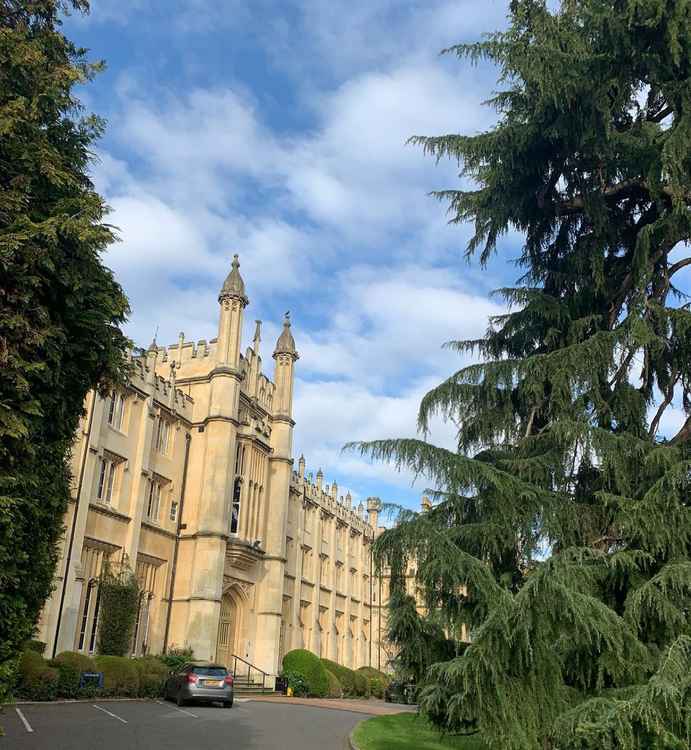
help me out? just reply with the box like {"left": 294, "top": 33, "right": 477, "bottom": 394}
{"left": 36, "top": 255, "right": 399, "bottom": 680}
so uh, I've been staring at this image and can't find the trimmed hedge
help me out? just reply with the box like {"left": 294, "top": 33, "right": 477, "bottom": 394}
{"left": 133, "top": 655, "right": 169, "bottom": 698}
{"left": 325, "top": 669, "right": 343, "bottom": 698}
{"left": 358, "top": 666, "right": 390, "bottom": 699}
{"left": 282, "top": 649, "right": 329, "bottom": 697}
{"left": 320, "top": 658, "right": 368, "bottom": 697}
{"left": 94, "top": 655, "right": 139, "bottom": 696}
{"left": 17, "top": 650, "right": 59, "bottom": 701}
{"left": 49, "top": 651, "right": 97, "bottom": 698}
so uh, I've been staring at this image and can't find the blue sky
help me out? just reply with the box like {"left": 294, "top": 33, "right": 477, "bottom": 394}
{"left": 64, "top": 1, "right": 689, "bottom": 511}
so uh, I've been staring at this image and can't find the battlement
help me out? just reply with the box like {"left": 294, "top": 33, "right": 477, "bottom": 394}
{"left": 127, "top": 349, "right": 194, "bottom": 419}
{"left": 290, "top": 460, "right": 374, "bottom": 538}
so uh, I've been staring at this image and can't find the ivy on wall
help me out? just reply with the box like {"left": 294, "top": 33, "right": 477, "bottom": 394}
{"left": 97, "top": 562, "right": 140, "bottom": 657}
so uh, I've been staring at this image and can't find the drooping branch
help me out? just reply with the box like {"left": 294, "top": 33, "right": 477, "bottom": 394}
{"left": 648, "top": 370, "right": 680, "bottom": 440}
{"left": 669, "top": 415, "right": 691, "bottom": 445}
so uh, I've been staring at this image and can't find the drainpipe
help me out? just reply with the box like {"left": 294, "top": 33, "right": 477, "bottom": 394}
{"left": 162, "top": 431, "right": 191, "bottom": 653}
{"left": 52, "top": 390, "right": 97, "bottom": 658}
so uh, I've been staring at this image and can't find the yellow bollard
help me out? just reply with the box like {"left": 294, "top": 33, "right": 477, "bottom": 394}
{"left": 287, "top": 686, "right": 293, "bottom": 697}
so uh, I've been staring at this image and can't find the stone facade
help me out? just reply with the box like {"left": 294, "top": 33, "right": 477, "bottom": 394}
{"left": 37, "top": 256, "right": 394, "bottom": 678}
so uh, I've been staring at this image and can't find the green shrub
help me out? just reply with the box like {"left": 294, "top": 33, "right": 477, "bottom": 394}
{"left": 133, "top": 656, "right": 168, "bottom": 698}
{"left": 97, "top": 564, "right": 140, "bottom": 656}
{"left": 94, "top": 655, "right": 139, "bottom": 696}
{"left": 17, "top": 650, "right": 58, "bottom": 701}
{"left": 49, "top": 651, "right": 96, "bottom": 698}
{"left": 358, "top": 667, "right": 390, "bottom": 699}
{"left": 0, "top": 654, "right": 19, "bottom": 703}
{"left": 320, "top": 658, "right": 368, "bottom": 697}
{"left": 325, "top": 669, "right": 343, "bottom": 698}
{"left": 282, "top": 649, "right": 329, "bottom": 697}
{"left": 22, "top": 640, "right": 47, "bottom": 655}
{"left": 159, "top": 647, "right": 194, "bottom": 673}
{"left": 281, "top": 669, "right": 309, "bottom": 697}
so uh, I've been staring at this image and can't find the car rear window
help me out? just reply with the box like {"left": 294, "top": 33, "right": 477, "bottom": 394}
{"left": 192, "top": 667, "right": 227, "bottom": 677}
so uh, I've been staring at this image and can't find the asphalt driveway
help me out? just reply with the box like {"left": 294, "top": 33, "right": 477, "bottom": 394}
{"left": 1, "top": 699, "right": 367, "bottom": 749}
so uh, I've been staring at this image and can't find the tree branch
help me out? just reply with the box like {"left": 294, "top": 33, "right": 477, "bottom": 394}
{"left": 669, "top": 257, "right": 691, "bottom": 277}
{"left": 648, "top": 370, "right": 679, "bottom": 439}
{"left": 669, "top": 415, "right": 691, "bottom": 445}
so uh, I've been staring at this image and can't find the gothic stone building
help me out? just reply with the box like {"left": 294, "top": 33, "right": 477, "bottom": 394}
{"left": 37, "top": 255, "right": 398, "bottom": 679}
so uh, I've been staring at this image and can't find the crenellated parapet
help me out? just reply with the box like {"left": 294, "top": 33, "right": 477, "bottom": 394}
{"left": 126, "top": 348, "right": 193, "bottom": 421}
{"left": 290, "top": 457, "right": 375, "bottom": 539}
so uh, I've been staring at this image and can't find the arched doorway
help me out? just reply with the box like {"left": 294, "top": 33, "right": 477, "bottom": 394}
{"left": 215, "top": 592, "right": 238, "bottom": 667}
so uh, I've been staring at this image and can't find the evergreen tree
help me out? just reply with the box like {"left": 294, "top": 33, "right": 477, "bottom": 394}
{"left": 0, "top": 0, "right": 129, "bottom": 678}
{"left": 351, "top": 2, "right": 690, "bottom": 748}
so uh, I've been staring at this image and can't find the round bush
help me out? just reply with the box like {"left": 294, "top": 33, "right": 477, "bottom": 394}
{"left": 49, "top": 651, "right": 97, "bottom": 698}
{"left": 132, "top": 656, "right": 169, "bottom": 698}
{"left": 358, "top": 666, "right": 390, "bottom": 699}
{"left": 17, "top": 649, "right": 59, "bottom": 701}
{"left": 325, "top": 669, "right": 343, "bottom": 698}
{"left": 320, "top": 658, "right": 368, "bottom": 697}
{"left": 282, "top": 649, "right": 329, "bottom": 697}
{"left": 94, "top": 655, "right": 139, "bottom": 696}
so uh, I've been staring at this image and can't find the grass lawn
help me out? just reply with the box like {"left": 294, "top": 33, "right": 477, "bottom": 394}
{"left": 352, "top": 713, "right": 487, "bottom": 750}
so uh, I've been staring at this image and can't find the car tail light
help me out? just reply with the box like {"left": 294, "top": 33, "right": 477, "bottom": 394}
{"left": 224, "top": 675, "right": 234, "bottom": 686}
{"left": 187, "top": 673, "right": 199, "bottom": 684}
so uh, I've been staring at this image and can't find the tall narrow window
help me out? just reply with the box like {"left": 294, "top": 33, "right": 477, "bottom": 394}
{"left": 88, "top": 585, "right": 101, "bottom": 654}
{"left": 230, "top": 477, "right": 242, "bottom": 534}
{"left": 78, "top": 581, "right": 94, "bottom": 651}
{"left": 146, "top": 480, "right": 161, "bottom": 522}
{"left": 96, "top": 457, "right": 118, "bottom": 504}
{"left": 156, "top": 417, "right": 170, "bottom": 455}
{"left": 170, "top": 500, "right": 179, "bottom": 522}
{"left": 107, "top": 393, "right": 125, "bottom": 430}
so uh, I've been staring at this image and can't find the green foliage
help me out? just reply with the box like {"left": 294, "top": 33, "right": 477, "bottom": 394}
{"left": 0, "top": 653, "right": 19, "bottom": 703}
{"left": 282, "top": 669, "right": 309, "bottom": 697}
{"left": 17, "top": 650, "right": 58, "bottom": 701}
{"left": 159, "top": 647, "right": 194, "bottom": 672}
{"left": 349, "top": 2, "right": 691, "bottom": 748}
{"left": 132, "top": 655, "right": 168, "bottom": 698}
{"left": 325, "top": 669, "right": 343, "bottom": 698}
{"left": 96, "top": 563, "right": 140, "bottom": 656}
{"left": 281, "top": 649, "right": 329, "bottom": 697}
{"left": 358, "top": 667, "right": 391, "bottom": 699}
{"left": 320, "top": 658, "right": 368, "bottom": 697}
{"left": 93, "top": 655, "right": 139, "bottom": 697}
{"left": 22, "top": 640, "right": 47, "bottom": 655}
{"left": 49, "top": 650, "right": 95, "bottom": 698}
{"left": 0, "top": 0, "right": 130, "bottom": 679}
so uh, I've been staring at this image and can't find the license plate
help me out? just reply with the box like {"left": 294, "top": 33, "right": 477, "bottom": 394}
{"left": 202, "top": 679, "right": 223, "bottom": 687}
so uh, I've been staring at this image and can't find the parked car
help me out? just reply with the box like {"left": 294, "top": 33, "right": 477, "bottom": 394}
{"left": 384, "top": 680, "right": 417, "bottom": 705}
{"left": 165, "top": 662, "right": 234, "bottom": 708}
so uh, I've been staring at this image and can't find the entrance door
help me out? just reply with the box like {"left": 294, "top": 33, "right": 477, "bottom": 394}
{"left": 216, "top": 594, "right": 236, "bottom": 667}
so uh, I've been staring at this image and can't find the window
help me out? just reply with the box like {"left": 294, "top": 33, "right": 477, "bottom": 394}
{"left": 170, "top": 500, "right": 179, "bottom": 523}
{"left": 155, "top": 417, "right": 171, "bottom": 455}
{"left": 146, "top": 479, "right": 162, "bottom": 522}
{"left": 230, "top": 477, "right": 242, "bottom": 534}
{"left": 107, "top": 392, "right": 125, "bottom": 430}
{"left": 96, "top": 457, "right": 118, "bottom": 504}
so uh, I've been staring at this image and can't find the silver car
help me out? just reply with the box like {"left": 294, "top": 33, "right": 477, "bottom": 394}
{"left": 165, "top": 662, "right": 234, "bottom": 708}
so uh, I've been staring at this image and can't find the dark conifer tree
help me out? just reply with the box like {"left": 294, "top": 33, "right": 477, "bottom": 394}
{"left": 0, "top": 0, "right": 129, "bottom": 682}
{"left": 351, "top": 2, "right": 690, "bottom": 747}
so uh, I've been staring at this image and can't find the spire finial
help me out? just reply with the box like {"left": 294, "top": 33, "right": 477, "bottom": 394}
{"left": 219, "top": 252, "right": 249, "bottom": 306}
{"left": 253, "top": 320, "right": 262, "bottom": 348}
{"left": 273, "top": 310, "right": 299, "bottom": 360}
{"left": 148, "top": 324, "right": 159, "bottom": 352}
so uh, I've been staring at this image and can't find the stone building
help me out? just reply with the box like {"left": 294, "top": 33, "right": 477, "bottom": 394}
{"left": 37, "top": 255, "right": 395, "bottom": 679}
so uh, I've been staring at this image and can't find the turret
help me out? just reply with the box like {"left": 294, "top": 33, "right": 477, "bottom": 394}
{"left": 298, "top": 454, "right": 306, "bottom": 479}
{"left": 316, "top": 468, "right": 323, "bottom": 491}
{"left": 216, "top": 254, "right": 248, "bottom": 367}
{"left": 367, "top": 497, "right": 382, "bottom": 529}
{"left": 272, "top": 312, "right": 299, "bottom": 417}
{"left": 421, "top": 495, "right": 432, "bottom": 512}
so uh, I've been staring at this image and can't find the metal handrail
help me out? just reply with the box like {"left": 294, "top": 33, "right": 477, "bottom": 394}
{"left": 231, "top": 654, "right": 268, "bottom": 692}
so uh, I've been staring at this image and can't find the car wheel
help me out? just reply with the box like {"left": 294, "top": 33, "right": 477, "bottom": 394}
{"left": 176, "top": 691, "right": 186, "bottom": 707}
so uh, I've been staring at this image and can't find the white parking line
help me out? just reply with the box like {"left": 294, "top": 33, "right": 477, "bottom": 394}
{"left": 156, "top": 699, "right": 198, "bottom": 718}
{"left": 93, "top": 704, "right": 128, "bottom": 724}
{"left": 15, "top": 707, "right": 33, "bottom": 733}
